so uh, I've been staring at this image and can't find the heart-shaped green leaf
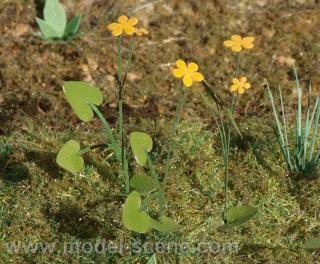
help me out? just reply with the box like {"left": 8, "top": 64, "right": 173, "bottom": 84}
{"left": 56, "top": 140, "right": 84, "bottom": 173}
{"left": 147, "top": 254, "right": 157, "bottom": 264}
{"left": 64, "top": 81, "right": 103, "bottom": 122}
{"left": 221, "top": 205, "right": 258, "bottom": 230}
{"left": 303, "top": 237, "right": 320, "bottom": 249}
{"left": 122, "top": 191, "right": 151, "bottom": 234}
{"left": 130, "top": 173, "right": 158, "bottom": 194}
{"left": 43, "top": 0, "right": 66, "bottom": 38}
{"left": 150, "top": 216, "right": 183, "bottom": 233}
{"left": 130, "top": 132, "right": 153, "bottom": 166}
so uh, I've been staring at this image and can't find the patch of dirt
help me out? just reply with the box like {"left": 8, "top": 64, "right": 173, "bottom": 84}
{"left": 0, "top": 0, "right": 320, "bottom": 134}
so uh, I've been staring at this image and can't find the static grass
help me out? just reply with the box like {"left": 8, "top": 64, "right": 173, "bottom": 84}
{"left": 0, "top": 117, "right": 319, "bottom": 263}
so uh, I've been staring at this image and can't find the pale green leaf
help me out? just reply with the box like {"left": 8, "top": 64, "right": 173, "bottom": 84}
{"left": 130, "top": 173, "right": 158, "bottom": 194}
{"left": 63, "top": 81, "right": 103, "bottom": 122}
{"left": 130, "top": 132, "right": 153, "bottom": 166}
{"left": 36, "top": 18, "right": 60, "bottom": 39}
{"left": 44, "top": 0, "right": 66, "bottom": 38}
{"left": 150, "top": 216, "right": 183, "bottom": 233}
{"left": 122, "top": 191, "right": 151, "bottom": 234}
{"left": 56, "top": 140, "right": 84, "bottom": 173}
{"left": 222, "top": 205, "right": 258, "bottom": 230}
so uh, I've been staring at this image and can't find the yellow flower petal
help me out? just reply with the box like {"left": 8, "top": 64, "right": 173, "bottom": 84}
{"left": 232, "top": 78, "right": 240, "bottom": 84}
{"left": 238, "top": 87, "right": 245, "bottom": 94}
{"left": 108, "top": 23, "right": 120, "bottom": 31}
{"left": 188, "top": 63, "right": 199, "bottom": 73}
{"left": 231, "top": 45, "right": 242, "bottom": 52}
{"left": 243, "top": 37, "right": 254, "bottom": 43}
{"left": 240, "top": 77, "right": 247, "bottom": 83}
{"left": 231, "top": 35, "right": 242, "bottom": 42}
{"left": 241, "top": 37, "right": 254, "bottom": 49}
{"left": 127, "top": 17, "right": 139, "bottom": 26}
{"left": 112, "top": 27, "right": 123, "bottom": 37}
{"left": 118, "top": 15, "right": 128, "bottom": 24}
{"left": 124, "top": 26, "right": 136, "bottom": 35}
{"left": 223, "top": 40, "right": 235, "bottom": 47}
{"left": 191, "top": 72, "right": 204, "bottom": 82}
{"left": 173, "top": 68, "right": 185, "bottom": 78}
{"left": 176, "top": 60, "right": 187, "bottom": 70}
{"left": 230, "top": 84, "right": 238, "bottom": 92}
{"left": 183, "top": 74, "right": 193, "bottom": 87}
{"left": 242, "top": 41, "right": 254, "bottom": 49}
{"left": 244, "top": 83, "right": 251, "bottom": 89}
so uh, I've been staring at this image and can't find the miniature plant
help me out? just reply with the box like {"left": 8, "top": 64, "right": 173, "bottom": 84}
{"left": 35, "top": 0, "right": 82, "bottom": 41}
{"left": 166, "top": 59, "right": 204, "bottom": 213}
{"left": 201, "top": 35, "right": 258, "bottom": 228}
{"left": 56, "top": 15, "right": 182, "bottom": 234}
{"left": 267, "top": 67, "right": 320, "bottom": 177}
{"left": 122, "top": 131, "right": 183, "bottom": 233}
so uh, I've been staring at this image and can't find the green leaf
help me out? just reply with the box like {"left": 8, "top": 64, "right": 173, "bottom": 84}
{"left": 122, "top": 191, "right": 151, "bottom": 233}
{"left": 130, "top": 173, "right": 158, "bottom": 194}
{"left": 222, "top": 205, "right": 258, "bottom": 230}
{"left": 64, "top": 81, "right": 103, "bottom": 122}
{"left": 150, "top": 216, "right": 183, "bottom": 233}
{"left": 36, "top": 18, "right": 59, "bottom": 39}
{"left": 147, "top": 254, "right": 157, "bottom": 264}
{"left": 130, "top": 132, "right": 153, "bottom": 166}
{"left": 303, "top": 237, "right": 320, "bottom": 249}
{"left": 56, "top": 140, "right": 84, "bottom": 173}
{"left": 65, "top": 15, "right": 82, "bottom": 37}
{"left": 43, "top": 0, "right": 66, "bottom": 38}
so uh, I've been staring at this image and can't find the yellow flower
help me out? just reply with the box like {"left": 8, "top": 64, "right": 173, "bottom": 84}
{"left": 230, "top": 77, "right": 251, "bottom": 94}
{"left": 223, "top": 35, "right": 254, "bottom": 52}
{"left": 173, "top": 60, "right": 204, "bottom": 88}
{"left": 135, "top": 28, "right": 149, "bottom": 36}
{"left": 107, "top": 15, "right": 139, "bottom": 37}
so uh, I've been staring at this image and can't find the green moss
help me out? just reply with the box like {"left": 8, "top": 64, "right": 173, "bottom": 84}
{"left": 0, "top": 117, "right": 318, "bottom": 263}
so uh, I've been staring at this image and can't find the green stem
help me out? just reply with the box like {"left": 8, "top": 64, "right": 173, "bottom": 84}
{"left": 202, "top": 79, "right": 222, "bottom": 108}
{"left": 116, "top": 37, "right": 136, "bottom": 193}
{"left": 116, "top": 37, "right": 129, "bottom": 193}
{"left": 121, "top": 39, "right": 136, "bottom": 90}
{"left": 223, "top": 53, "right": 240, "bottom": 219}
{"left": 79, "top": 144, "right": 109, "bottom": 155}
{"left": 90, "top": 103, "right": 129, "bottom": 188}
{"left": 147, "top": 154, "right": 165, "bottom": 215}
{"left": 89, "top": 104, "right": 120, "bottom": 156}
{"left": 162, "top": 87, "right": 188, "bottom": 200}
{"left": 117, "top": 37, "right": 123, "bottom": 85}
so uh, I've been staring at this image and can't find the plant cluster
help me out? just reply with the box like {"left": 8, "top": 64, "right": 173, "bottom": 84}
{"left": 30, "top": 2, "right": 320, "bottom": 257}
{"left": 54, "top": 12, "right": 320, "bottom": 249}
{"left": 56, "top": 15, "right": 182, "bottom": 235}
{"left": 267, "top": 69, "right": 320, "bottom": 177}
{"left": 35, "top": 0, "right": 82, "bottom": 41}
